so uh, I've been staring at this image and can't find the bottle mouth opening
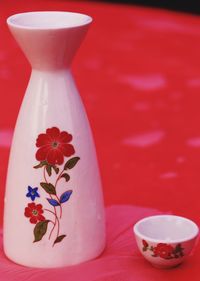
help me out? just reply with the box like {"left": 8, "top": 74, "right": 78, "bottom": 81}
{"left": 7, "top": 11, "right": 93, "bottom": 30}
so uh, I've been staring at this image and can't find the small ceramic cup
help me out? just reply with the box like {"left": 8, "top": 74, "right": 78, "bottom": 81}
{"left": 133, "top": 215, "right": 199, "bottom": 269}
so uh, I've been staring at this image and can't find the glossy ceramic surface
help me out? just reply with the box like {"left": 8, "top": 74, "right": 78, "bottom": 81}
{"left": 3, "top": 11, "right": 105, "bottom": 268}
{"left": 134, "top": 215, "right": 199, "bottom": 269}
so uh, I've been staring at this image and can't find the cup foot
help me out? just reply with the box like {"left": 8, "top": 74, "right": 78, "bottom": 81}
{"left": 151, "top": 262, "right": 182, "bottom": 269}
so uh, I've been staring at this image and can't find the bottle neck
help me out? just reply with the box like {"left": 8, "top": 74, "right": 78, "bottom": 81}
{"left": 9, "top": 24, "right": 90, "bottom": 71}
{"left": 24, "top": 68, "right": 76, "bottom": 99}
{"left": 29, "top": 68, "right": 73, "bottom": 85}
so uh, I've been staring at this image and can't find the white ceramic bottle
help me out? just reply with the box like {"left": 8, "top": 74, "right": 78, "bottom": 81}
{"left": 4, "top": 11, "right": 105, "bottom": 268}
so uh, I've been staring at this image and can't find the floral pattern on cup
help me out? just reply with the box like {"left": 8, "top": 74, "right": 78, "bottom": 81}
{"left": 24, "top": 127, "right": 80, "bottom": 246}
{"left": 142, "top": 240, "right": 184, "bottom": 259}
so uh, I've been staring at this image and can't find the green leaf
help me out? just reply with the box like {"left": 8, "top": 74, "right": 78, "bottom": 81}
{"left": 52, "top": 165, "right": 59, "bottom": 174}
{"left": 33, "top": 220, "right": 49, "bottom": 242}
{"left": 46, "top": 165, "right": 52, "bottom": 177}
{"left": 40, "top": 182, "right": 56, "bottom": 195}
{"left": 64, "top": 157, "right": 80, "bottom": 170}
{"left": 173, "top": 244, "right": 184, "bottom": 254}
{"left": 53, "top": 234, "right": 66, "bottom": 246}
{"left": 61, "top": 173, "right": 70, "bottom": 182}
{"left": 33, "top": 161, "right": 47, "bottom": 169}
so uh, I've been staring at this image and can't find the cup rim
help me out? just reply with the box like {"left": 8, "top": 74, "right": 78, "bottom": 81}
{"left": 7, "top": 11, "right": 93, "bottom": 30}
{"left": 133, "top": 214, "right": 199, "bottom": 244}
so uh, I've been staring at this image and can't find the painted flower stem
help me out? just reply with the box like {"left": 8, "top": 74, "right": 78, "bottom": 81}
{"left": 43, "top": 166, "right": 58, "bottom": 238}
{"left": 56, "top": 194, "right": 62, "bottom": 219}
{"left": 56, "top": 215, "right": 60, "bottom": 245}
{"left": 55, "top": 168, "right": 65, "bottom": 219}
{"left": 43, "top": 166, "right": 48, "bottom": 183}
{"left": 44, "top": 208, "right": 60, "bottom": 241}
{"left": 49, "top": 220, "right": 56, "bottom": 226}
{"left": 55, "top": 168, "right": 65, "bottom": 187}
{"left": 43, "top": 165, "right": 63, "bottom": 219}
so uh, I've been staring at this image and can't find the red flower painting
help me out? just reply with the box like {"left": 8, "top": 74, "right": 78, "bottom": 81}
{"left": 24, "top": 203, "right": 45, "bottom": 224}
{"left": 153, "top": 243, "right": 174, "bottom": 259}
{"left": 142, "top": 239, "right": 149, "bottom": 248}
{"left": 36, "top": 127, "right": 75, "bottom": 165}
{"left": 141, "top": 240, "right": 184, "bottom": 260}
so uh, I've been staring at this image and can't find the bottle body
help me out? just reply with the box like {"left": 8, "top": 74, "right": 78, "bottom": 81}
{"left": 4, "top": 69, "right": 105, "bottom": 267}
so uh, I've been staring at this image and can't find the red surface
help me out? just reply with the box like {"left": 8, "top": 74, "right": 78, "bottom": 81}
{"left": 0, "top": 0, "right": 200, "bottom": 279}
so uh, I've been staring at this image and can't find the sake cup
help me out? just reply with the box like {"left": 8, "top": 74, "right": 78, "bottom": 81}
{"left": 133, "top": 215, "right": 199, "bottom": 269}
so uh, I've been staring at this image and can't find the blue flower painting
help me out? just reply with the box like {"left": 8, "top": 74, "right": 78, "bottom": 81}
{"left": 26, "top": 186, "right": 40, "bottom": 201}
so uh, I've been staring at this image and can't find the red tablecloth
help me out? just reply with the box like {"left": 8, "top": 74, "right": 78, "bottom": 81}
{"left": 0, "top": 0, "right": 200, "bottom": 280}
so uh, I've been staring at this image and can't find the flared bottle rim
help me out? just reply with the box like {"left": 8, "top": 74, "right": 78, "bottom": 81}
{"left": 7, "top": 11, "right": 93, "bottom": 30}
